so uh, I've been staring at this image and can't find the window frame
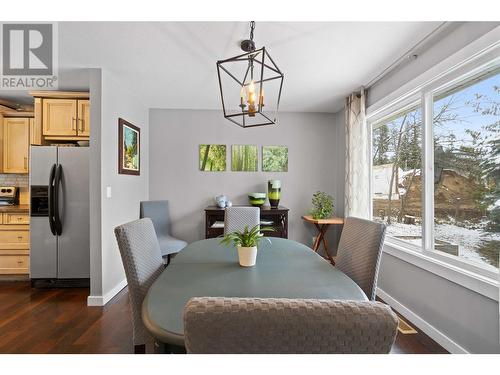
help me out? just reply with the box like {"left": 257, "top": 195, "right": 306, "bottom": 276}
{"left": 367, "top": 45, "right": 500, "bottom": 288}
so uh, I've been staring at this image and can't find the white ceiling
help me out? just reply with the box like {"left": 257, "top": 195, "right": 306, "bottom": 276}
{"left": 2, "top": 22, "right": 442, "bottom": 113}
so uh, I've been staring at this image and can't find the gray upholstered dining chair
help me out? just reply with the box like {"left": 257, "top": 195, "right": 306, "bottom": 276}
{"left": 114, "top": 218, "right": 165, "bottom": 354}
{"left": 224, "top": 206, "right": 260, "bottom": 235}
{"left": 140, "top": 200, "right": 187, "bottom": 264}
{"left": 183, "top": 297, "right": 398, "bottom": 354}
{"left": 335, "top": 217, "right": 386, "bottom": 301}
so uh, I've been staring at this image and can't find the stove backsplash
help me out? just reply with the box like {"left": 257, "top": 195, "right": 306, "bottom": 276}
{"left": 0, "top": 174, "right": 28, "bottom": 187}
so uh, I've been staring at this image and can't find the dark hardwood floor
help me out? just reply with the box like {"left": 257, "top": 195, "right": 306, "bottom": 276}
{"left": 0, "top": 281, "right": 448, "bottom": 354}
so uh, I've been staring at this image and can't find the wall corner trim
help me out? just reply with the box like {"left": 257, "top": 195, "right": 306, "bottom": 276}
{"left": 377, "top": 288, "right": 469, "bottom": 354}
{"left": 87, "top": 278, "right": 128, "bottom": 307}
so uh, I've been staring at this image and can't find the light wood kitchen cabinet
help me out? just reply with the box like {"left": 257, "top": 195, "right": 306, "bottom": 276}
{"left": 3, "top": 117, "right": 29, "bottom": 173}
{"left": 31, "top": 98, "right": 43, "bottom": 145}
{"left": 0, "top": 255, "right": 29, "bottom": 274}
{"left": 42, "top": 98, "right": 78, "bottom": 137}
{"left": 29, "top": 118, "right": 40, "bottom": 145}
{"left": 0, "top": 228, "right": 29, "bottom": 249}
{"left": 77, "top": 99, "right": 90, "bottom": 137}
{"left": 3, "top": 213, "right": 30, "bottom": 225}
{"left": 33, "top": 92, "right": 90, "bottom": 140}
{"left": 0, "top": 113, "right": 3, "bottom": 172}
{"left": 0, "top": 208, "right": 30, "bottom": 274}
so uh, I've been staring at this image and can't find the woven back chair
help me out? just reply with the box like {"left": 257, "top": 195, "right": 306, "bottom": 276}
{"left": 183, "top": 297, "right": 398, "bottom": 354}
{"left": 114, "top": 218, "right": 165, "bottom": 353}
{"left": 335, "top": 217, "right": 386, "bottom": 301}
{"left": 224, "top": 206, "right": 260, "bottom": 235}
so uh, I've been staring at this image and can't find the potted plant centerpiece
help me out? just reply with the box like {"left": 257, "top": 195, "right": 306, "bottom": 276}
{"left": 220, "top": 225, "right": 274, "bottom": 267}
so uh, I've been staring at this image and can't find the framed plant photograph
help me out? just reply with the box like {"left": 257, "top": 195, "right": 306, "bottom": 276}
{"left": 231, "top": 145, "right": 258, "bottom": 171}
{"left": 118, "top": 118, "right": 140, "bottom": 175}
{"left": 262, "top": 145, "right": 288, "bottom": 172}
{"left": 199, "top": 144, "right": 227, "bottom": 171}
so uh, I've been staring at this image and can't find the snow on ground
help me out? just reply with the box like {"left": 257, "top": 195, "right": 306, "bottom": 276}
{"left": 384, "top": 221, "right": 499, "bottom": 267}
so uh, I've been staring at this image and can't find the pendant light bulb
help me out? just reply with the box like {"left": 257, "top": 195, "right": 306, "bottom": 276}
{"left": 248, "top": 80, "right": 256, "bottom": 116}
{"left": 248, "top": 80, "right": 255, "bottom": 102}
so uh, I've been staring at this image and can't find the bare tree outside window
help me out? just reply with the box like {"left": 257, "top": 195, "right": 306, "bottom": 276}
{"left": 372, "top": 106, "right": 423, "bottom": 247}
{"left": 372, "top": 70, "right": 499, "bottom": 269}
{"left": 433, "top": 72, "right": 499, "bottom": 268}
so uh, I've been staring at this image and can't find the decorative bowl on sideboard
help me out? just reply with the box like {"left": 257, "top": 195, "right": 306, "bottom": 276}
{"left": 248, "top": 193, "right": 266, "bottom": 207}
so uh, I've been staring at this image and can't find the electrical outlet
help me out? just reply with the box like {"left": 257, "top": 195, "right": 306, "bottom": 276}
{"left": 106, "top": 186, "right": 112, "bottom": 198}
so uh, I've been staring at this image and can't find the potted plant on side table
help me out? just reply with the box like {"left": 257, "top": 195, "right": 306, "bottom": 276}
{"left": 310, "top": 191, "right": 334, "bottom": 219}
{"left": 220, "top": 225, "right": 274, "bottom": 267}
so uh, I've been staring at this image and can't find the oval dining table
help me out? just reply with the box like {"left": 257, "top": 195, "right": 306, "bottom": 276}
{"left": 142, "top": 237, "right": 368, "bottom": 347}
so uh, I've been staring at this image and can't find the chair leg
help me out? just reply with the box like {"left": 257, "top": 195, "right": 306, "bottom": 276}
{"left": 134, "top": 344, "right": 146, "bottom": 354}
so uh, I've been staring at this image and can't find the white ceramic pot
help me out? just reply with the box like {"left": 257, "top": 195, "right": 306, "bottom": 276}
{"left": 237, "top": 246, "right": 258, "bottom": 267}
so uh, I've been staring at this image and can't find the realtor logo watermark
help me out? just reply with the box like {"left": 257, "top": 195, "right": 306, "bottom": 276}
{"left": 0, "top": 22, "right": 58, "bottom": 89}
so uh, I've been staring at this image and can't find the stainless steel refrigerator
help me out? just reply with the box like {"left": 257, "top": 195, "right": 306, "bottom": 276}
{"left": 30, "top": 146, "right": 90, "bottom": 285}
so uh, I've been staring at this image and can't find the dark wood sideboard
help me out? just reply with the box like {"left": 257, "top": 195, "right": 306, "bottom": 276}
{"left": 205, "top": 205, "right": 289, "bottom": 239}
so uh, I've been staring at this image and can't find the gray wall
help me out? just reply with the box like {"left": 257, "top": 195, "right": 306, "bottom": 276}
{"left": 378, "top": 254, "right": 500, "bottom": 353}
{"left": 58, "top": 67, "right": 149, "bottom": 302}
{"left": 367, "top": 23, "right": 500, "bottom": 353}
{"left": 149, "top": 109, "right": 343, "bottom": 248}
{"left": 55, "top": 67, "right": 147, "bottom": 302}
{"left": 368, "top": 22, "right": 500, "bottom": 107}
{"left": 89, "top": 69, "right": 102, "bottom": 298}
{"left": 99, "top": 71, "right": 149, "bottom": 298}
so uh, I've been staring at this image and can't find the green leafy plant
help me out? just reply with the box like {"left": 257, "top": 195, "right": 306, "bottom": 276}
{"left": 220, "top": 225, "right": 274, "bottom": 248}
{"left": 310, "top": 191, "right": 334, "bottom": 219}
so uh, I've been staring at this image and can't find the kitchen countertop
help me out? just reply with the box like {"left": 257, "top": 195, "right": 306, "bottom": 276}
{"left": 0, "top": 204, "right": 30, "bottom": 213}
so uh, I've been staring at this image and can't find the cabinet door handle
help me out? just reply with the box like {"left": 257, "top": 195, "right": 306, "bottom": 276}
{"left": 78, "top": 118, "right": 84, "bottom": 133}
{"left": 72, "top": 117, "right": 76, "bottom": 131}
{"left": 17, "top": 236, "right": 23, "bottom": 240}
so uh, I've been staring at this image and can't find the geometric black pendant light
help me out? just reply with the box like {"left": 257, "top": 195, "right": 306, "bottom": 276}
{"left": 216, "top": 21, "right": 284, "bottom": 128}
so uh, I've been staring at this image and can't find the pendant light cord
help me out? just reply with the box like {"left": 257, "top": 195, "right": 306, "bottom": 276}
{"left": 248, "top": 21, "right": 256, "bottom": 78}
{"left": 249, "top": 21, "right": 255, "bottom": 42}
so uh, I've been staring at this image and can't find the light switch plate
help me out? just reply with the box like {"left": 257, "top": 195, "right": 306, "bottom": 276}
{"left": 106, "top": 186, "right": 112, "bottom": 198}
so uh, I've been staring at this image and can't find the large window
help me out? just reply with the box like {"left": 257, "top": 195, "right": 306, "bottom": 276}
{"left": 433, "top": 72, "right": 499, "bottom": 269}
{"left": 372, "top": 105, "right": 423, "bottom": 247}
{"left": 371, "top": 66, "right": 499, "bottom": 272}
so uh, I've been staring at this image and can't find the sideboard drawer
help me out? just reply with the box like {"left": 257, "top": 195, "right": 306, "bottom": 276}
{"left": 3, "top": 213, "right": 30, "bottom": 225}
{"left": 0, "top": 254, "right": 29, "bottom": 274}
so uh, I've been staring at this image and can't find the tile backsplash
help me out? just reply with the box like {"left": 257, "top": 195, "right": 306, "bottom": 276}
{"left": 0, "top": 174, "right": 29, "bottom": 187}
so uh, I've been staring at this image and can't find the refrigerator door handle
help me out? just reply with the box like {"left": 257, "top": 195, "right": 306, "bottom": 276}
{"left": 48, "top": 163, "right": 57, "bottom": 236}
{"left": 54, "top": 164, "right": 63, "bottom": 236}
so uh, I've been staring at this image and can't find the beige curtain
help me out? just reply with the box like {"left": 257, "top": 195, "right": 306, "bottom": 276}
{"left": 345, "top": 88, "right": 370, "bottom": 218}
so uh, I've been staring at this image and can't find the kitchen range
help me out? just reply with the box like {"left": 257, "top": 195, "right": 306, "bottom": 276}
{"left": 0, "top": 187, "right": 19, "bottom": 206}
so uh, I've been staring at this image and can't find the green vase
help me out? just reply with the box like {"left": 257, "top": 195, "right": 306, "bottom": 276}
{"left": 268, "top": 180, "right": 281, "bottom": 209}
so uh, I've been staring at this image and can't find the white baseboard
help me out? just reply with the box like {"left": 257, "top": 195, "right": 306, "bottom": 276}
{"left": 87, "top": 278, "right": 128, "bottom": 306}
{"left": 377, "top": 288, "right": 469, "bottom": 354}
